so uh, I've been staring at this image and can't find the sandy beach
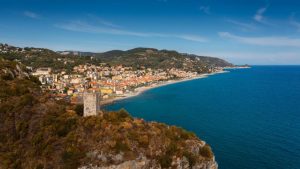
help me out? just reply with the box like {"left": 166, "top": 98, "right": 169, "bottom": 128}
{"left": 101, "top": 70, "right": 228, "bottom": 106}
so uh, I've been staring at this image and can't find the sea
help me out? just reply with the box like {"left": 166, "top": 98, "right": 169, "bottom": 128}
{"left": 105, "top": 66, "right": 300, "bottom": 169}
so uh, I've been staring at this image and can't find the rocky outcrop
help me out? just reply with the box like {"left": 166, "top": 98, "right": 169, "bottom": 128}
{"left": 78, "top": 138, "right": 218, "bottom": 169}
{"left": 0, "top": 58, "right": 30, "bottom": 80}
{"left": 79, "top": 154, "right": 217, "bottom": 169}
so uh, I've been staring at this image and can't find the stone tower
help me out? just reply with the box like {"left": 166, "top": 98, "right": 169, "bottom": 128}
{"left": 83, "top": 91, "right": 100, "bottom": 117}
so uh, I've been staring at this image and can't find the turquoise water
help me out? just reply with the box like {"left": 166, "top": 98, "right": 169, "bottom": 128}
{"left": 105, "top": 66, "right": 300, "bottom": 169}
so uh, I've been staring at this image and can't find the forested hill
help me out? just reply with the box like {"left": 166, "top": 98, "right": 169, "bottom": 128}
{"left": 1, "top": 43, "right": 233, "bottom": 73}
{"left": 0, "top": 58, "right": 217, "bottom": 169}
{"left": 94, "top": 47, "right": 233, "bottom": 70}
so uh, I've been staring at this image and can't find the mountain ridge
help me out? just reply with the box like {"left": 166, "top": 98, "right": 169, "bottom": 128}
{"left": 1, "top": 43, "right": 233, "bottom": 73}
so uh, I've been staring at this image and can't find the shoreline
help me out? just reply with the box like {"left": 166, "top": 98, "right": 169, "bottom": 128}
{"left": 101, "top": 70, "right": 229, "bottom": 106}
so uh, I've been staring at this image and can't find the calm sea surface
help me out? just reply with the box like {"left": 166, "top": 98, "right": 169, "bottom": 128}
{"left": 105, "top": 66, "right": 300, "bottom": 169}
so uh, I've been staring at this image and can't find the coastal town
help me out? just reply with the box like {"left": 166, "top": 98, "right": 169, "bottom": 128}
{"left": 32, "top": 63, "right": 225, "bottom": 105}
{"left": 0, "top": 43, "right": 236, "bottom": 106}
{"left": 0, "top": 43, "right": 240, "bottom": 106}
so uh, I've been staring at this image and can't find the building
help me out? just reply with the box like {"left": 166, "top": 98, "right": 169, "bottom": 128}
{"left": 32, "top": 67, "right": 52, "bottom": 76}
{"left": 100, "top": 88, "right": 113, "bottom": 95}
{"left": 83, "top": 91, "right": 101, "bottom": 117}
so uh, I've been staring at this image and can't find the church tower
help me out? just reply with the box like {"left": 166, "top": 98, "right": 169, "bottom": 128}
{"left": 83, "top": 91, "right": 100, "bottom": 117}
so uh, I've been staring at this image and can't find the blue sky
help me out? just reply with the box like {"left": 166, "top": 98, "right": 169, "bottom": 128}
{"left": 1, "top": 0, "right": 300, "bottom": 64}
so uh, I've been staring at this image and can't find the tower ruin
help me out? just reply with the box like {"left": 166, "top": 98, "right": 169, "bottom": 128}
{"left": 83, "top": 91, "right": 100, "bottom": 117}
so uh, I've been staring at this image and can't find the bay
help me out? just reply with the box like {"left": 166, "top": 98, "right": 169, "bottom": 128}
{"left": 105, "top": 66, "right": 300, "bottom": 169}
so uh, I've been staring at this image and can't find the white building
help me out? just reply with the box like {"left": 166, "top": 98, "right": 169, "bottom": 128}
{"left": 32, "top": 68, "right": 52, "bottom": 76}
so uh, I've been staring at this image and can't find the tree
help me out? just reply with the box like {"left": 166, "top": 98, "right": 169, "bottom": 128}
{"left": 74, "top": 104, "right": 84, "bottom": 116}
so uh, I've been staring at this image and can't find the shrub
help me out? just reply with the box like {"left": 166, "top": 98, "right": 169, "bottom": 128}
{"left": 113, "top": 140, "right": 130, "bottom": 153}
{"left": 74, "top": 104, "right": 84, "bottom": 116}
{"left": 56, "top": 118, "right": 77, "bottom": 137}
{"left": 158, "top": 154, "right": 172, "bottom": 168}
{"left": 127, "top": 131, "right": 139, "bottom": 140}
{"left": 166, "top": 126, "right": 196, "bottom": 141}
{"left": 1, "top": 74, "right": 13, "bottom": 80}
{"left": 183, "top": 151, "right": 197, "bottom": 167}
{"left": 104, "top": 112, "right": 119, "bottom": 123}
{"left": 0, "top": 152, "right": 21, "bottom": 169}
{"left": 199, "top": 144, "right": 213, "bottom": 159}
{"left": 166, "top": 142, "right": 178, "bottom": 156}
{"left": 32, "top": 133, "right": 43, "bottom": 147}
{"left": 137, "top": 135, "right": 149, "bottom": 147}
{"left": 61, "top": 149, "right": 84, "bottom": 169}
{"left": 16, "top": 121, "right": 29, "bottom": 138}
{"left": 180, "top": 131, "right": 196, "bottom": 139}
{"left": 15, "top": 83, "right": 30, "bottom": 95}
{"left": 158, "top": 141, "right": 179, "bottom": 168}
{"left": 118, "top": 108, "right": 131, "bottom": 119}
{"left": 165, "top": 127, "right": 179, "bottom": 141}
{"left": 104, "top": 110, "right": 131, "bottom": 123}
{"left": 16, "top": 94, "right": 34, "bottom": 108}
{"left": 29, "top": 75, "right": 41, "bottom": 85}
{"left": 35, "top": 164, "right": 44, "bottom": 169}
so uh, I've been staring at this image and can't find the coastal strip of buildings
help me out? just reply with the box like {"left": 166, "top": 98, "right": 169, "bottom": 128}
{"left": 31, "top": 64, "right": 223, "bottom": 104}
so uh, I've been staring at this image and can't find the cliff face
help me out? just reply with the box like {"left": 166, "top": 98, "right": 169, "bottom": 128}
{"left": 79, "top": 154, "right": 217, "bottom": 169}
{"left": 0, "top": 59, "right": 217, "bottom": 169}
{"left": 74, "top": 117, "right": 218, "bottom": 169}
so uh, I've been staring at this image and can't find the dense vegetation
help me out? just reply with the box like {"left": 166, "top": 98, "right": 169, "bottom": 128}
{"left": 95, "top": 48, "right": 232, "bottom": 72}
{"left": 1, "top": 44, "right": 233, "bottom": 73}
{"left": 0, "top": 59, "right": 215, "bottom": 168}
{"left": 0, "top": 48, "right": 93, "bottom": 73}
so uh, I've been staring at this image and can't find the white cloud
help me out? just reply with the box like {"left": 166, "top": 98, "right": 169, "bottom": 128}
{"left": 97, "top": 19, "right": 120, "bottom": 28}
{"left": 24, "top": 11, "right": 40, "bottom": 19}
{"left": 200, "top": 6, "right": 211, "bottom": 15}
{"left": 55, "top": 21, "right": 147, "bottom": 36}
{"left": 219, "top": 32, "right": 300, "bottom": 47}
{"left": 177, "top": 35, "right": 207, "bottom": 42}
{"left": 226, "top": 19, "right": 258, "bottom": 31}
{"left": 254, "top": 7, "right": 267, "bottom": 22}
{"left": 55, "top": 21, "right": 207, "bottom": 42}
{"left": 87, "top": 14, "right": 120, "bottom": 28}
{"left": 253, "top": 6, "right": 275, "bottom": 26}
